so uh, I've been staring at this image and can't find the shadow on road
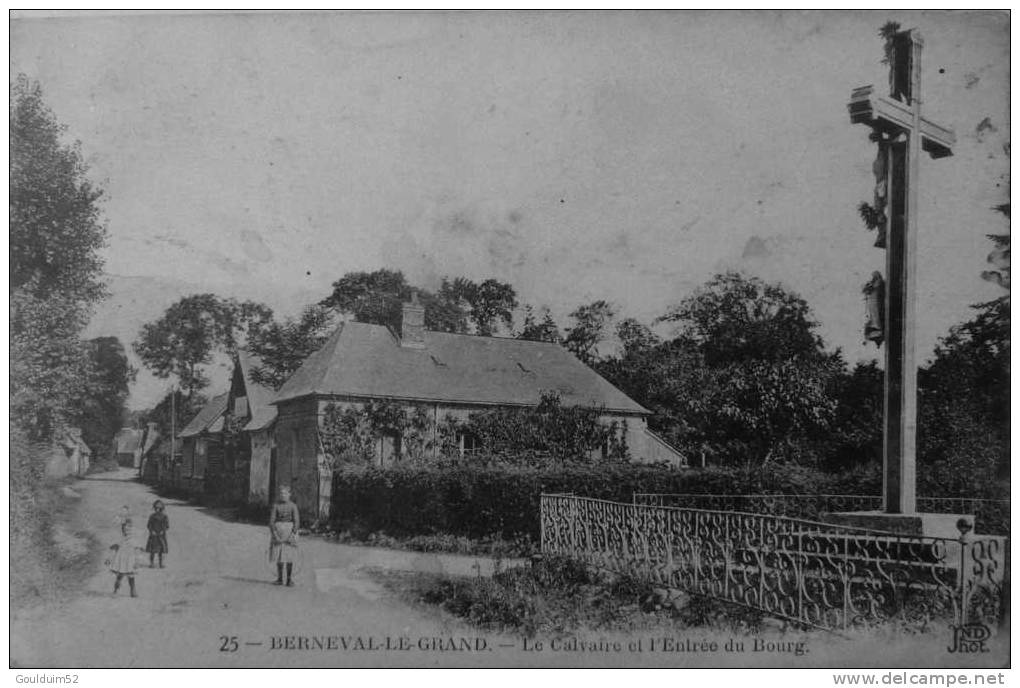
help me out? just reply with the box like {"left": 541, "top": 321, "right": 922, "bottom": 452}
{"left": 220, "top": 575, "right": 278, "bottom": 586}
{"left": 80, "top": 475, "right": 142, "bottom": 483}
{"left": 195, "top": 505, "right": 245, "bottom": 524}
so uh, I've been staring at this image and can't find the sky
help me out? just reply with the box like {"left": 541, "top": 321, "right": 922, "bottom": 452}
{"left": 10, "top": 11, "right": 1010, "bottom": 409}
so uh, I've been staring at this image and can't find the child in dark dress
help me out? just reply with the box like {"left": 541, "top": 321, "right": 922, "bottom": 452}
{"left": 146, "top": 500, "right": 169, "bottom": 568}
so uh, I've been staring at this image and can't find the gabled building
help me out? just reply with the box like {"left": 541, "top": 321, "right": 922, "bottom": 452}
{"left": 113, "top": 428, "right": 144, "bottom": 468}
{"left": 178, "top": 392, "right": 228, "bottom": 496}
{"left": 220, "top": 350, "right": 278, "bottom": 506}
{"left": 43, "top": 426, "right": 92, "bottom": 478}
{"left": 271, "top": 296, "right": 684, "bottom": 518}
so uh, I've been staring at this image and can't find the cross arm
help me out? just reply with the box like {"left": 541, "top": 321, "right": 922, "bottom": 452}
{"left": 848, "top": 85, "right": 955, "bottom": 158}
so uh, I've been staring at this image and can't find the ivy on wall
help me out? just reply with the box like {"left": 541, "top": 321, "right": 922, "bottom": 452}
{"left": 317, "top": 392, "right": 630, "bottom": 469}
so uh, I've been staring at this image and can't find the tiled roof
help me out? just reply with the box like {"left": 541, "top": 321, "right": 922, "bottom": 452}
{"left": 236, "top": 350, "right": 278, "bottom": 432}
{"left": 179, "top": 393, "right": 228, "bottom": 438}
{"left": 273, "top": 321, "right": 648, "bottom": 414}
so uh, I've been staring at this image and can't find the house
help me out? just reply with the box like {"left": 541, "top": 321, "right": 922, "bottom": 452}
{"left": 178, "top": 393, "right": 227, "bottom": 497}
{"left": 271, "top": 296, "right": 685, "bottom": 518}
{"left": 113, "top": 427, "right": 144, "bottom": 468}
{"left": 218, "top": 350, "right": 278, "bottom": 506}
{"left": 43, "top": 426, "right": 92, "bottom": 478}
{"left": 138, "top": 423, "right": 162, "bottom": 482}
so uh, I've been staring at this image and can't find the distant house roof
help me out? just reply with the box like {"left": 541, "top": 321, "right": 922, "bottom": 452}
{"left": 115, "top": 428, "right": 143, "bottom": 454}
{"left": 236, "top": 350, "right": 278, "bottom": 432}
{"left": 179, "top": 393, "right": 229, "bottom": 438}
{"left": 273, "top": 321, "right": 648, "bottom": 415}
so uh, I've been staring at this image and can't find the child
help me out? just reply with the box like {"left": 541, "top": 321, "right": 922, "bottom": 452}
{"left": 115, "top": 505, "right": 130, "bottom": 528}
{"left": 106, "top": 519, "right": 142, "bottom": 597}
{"left": 145, "top": 500, "right": 169, "bottom": 568}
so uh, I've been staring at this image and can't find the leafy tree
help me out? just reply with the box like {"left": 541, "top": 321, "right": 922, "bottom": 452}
{"left": 468, "top": 278, "right": 518, "bottom": 335}
{"left": 915, "top": 208, "right": 1010, "bottom": 494}
{"left": 133, "top": 294, "right": 274, "bottom": 396}
{"left": 319, "top": 269, "right": 518, "bottom": 336}
{"left": 616, "top": 318, "right": 661, "bottom": 356}
{"left": 73, "top": 337, "right": 136, "bottom": 456}
{"left": 320, "top": 269, "right": 411, "bottom": 332}
{"left": 658, "top": 272, "right": 825, "bottom": 365}
{"left": 918, "top": 297, "right": 1009, "bottom": 488}
{"left": 425, "top": 278, "right": 472, "bottom": 333}
{"left": 601, "top": 273, "right": 838, "bottom": 468}
{"left": 10, "top": 75, "right": 107, "bottom": 303}
{"left": 518, "top": 305, "right": 562, "bottom": 343}
{"left": 981, "top": 232, "right": 1010, "bottom": 291}
{"left": 10, "top": 290, "right": 94, "bottom": 440}
{"left": 142, "top": 389, "right": 207, "bottom": 444}
{"left": 824, "top": 360, "right": 883, "bottom": 471}
{"left": 596, "top": 338, "right": 702, "bottom": 444}
{"left": 248, "top": 304, "right": 339, "bottom": 390}
{"left": 10, "top": 76, "right": 108, "bottom": 440}
{"left": 564, "top": 300, "right": 615, "bottom": 364}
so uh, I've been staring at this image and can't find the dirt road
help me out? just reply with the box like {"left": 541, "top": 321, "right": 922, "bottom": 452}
{"left": 11, "top": 468, "right": 512, "bottom": 668}
{"left": 13, "top": 469, "right": 1007, "bottom": 669}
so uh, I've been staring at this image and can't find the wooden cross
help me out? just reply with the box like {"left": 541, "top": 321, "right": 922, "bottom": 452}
{"left": 847, "top": 29, "right": 955, "bottom": 515}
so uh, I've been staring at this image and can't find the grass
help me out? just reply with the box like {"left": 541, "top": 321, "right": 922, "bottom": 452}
{"left": 326, "top": 529, "right": 537, "bottom": 558}
{"left": 371, "top": 555, "right": 771, "bottom": 638}
{"left": 10, "top": 475, "right": 103, "bottom": 612}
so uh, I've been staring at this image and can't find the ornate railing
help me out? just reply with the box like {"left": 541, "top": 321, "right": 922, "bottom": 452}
{"left": 541, "top": 493, "right": 1007, "bottom": 632}
{"left": 631, "top": 493, "right": 1010, "bottom": 537}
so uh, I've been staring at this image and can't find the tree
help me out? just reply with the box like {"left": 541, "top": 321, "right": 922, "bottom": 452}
{"left": 518, "top": 305, "right": 562, "bottom": 343}
{"left": 918, "top": 296, "right": 1009, "bottom": 489}
{"left": 825, "top": 359, "right": 883, "bottom": 471}
{"left": 426, "top": 277, "right": 473, "bottom": 333}
{"left": 468, "top": 278, "right": 518, "bottom": 336}
{"left": 10, "top": 75, "right": 107, "bottom": 303}
{"left": 73, "top": 337, "right": 136, "bottom": 456}
{"left": 658, "top": 272, "right": 825, "bottom": 365}
{"left": 10, "top": 290, "right": 94, "bottom": 440}
{"left": 247, "top": 304, "right": 339, "bottom": 390}
{"left": 319, "top": 269, "right": 518, "bottom": 336}
{"left": 601, "top": 273, "right": 839, "bottom": 468}
{"left": 564, "top": 300, "right": 615, "bottom": 364}
{"left": 10, "top": 75, "right": 108, "bottom": 440}
{"left": 142, "top": 389, "right": 207, "bottom": 444}
{"left": 133, "top": 294, "right": 273, "bottom": 396}
{"left": 319, "top": 269, "right": 411, "bottom": 332}
{"left": 616, "top": 318, "right": 661, "bottom": 356}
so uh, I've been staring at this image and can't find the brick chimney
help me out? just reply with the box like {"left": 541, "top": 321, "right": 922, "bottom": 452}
{"left": 401, "top": 291, "right": 426, "bottom": 349}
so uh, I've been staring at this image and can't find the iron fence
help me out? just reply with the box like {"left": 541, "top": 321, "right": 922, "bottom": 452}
{"left": 541, "top": 493, "right": 1007, "bottom": 632}
{"left": 631, "top": 493, "right": 1010, "bottom": 537}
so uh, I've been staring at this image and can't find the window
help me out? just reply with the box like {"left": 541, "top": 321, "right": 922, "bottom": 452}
{"left": 458, "top": 431, "right": 481, "bottom": 457}
{"left": 234, "top": 396, "right": 248, "bottom": 417}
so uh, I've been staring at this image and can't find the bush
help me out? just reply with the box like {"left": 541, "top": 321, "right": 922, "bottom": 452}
{"left": 330, "top": 462, "right": 878, "bottom": 541}
{"left": 11, "top": 427, "right": 101, "bottom": 609}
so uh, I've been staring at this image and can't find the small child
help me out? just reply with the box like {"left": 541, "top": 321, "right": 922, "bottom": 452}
{"left": 106, "top": 519, "right": 143, "bottom": 597}
{"left": 115, "top": 505, "right": 130, "bottom": 528}
{"left": 145, "top": 500, "right": 169, "bottom": 568}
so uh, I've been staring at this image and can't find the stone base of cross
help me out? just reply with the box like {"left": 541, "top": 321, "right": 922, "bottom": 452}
{"left": 821, "top": 510, "right": 974, "bottom": 539}
{"left": 821, "top": 28, "right": 975, "bottom": 539}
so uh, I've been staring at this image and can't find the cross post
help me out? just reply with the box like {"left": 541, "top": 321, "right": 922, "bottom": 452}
{"left": 847, "top": 30, "right": 955, "bottom": 516}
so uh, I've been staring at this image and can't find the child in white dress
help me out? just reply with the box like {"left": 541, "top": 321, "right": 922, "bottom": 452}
{"left": 106, "top": 519, "right": 143, "bottom": 597}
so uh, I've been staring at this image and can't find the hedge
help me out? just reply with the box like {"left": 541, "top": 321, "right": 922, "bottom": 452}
{"left": 330, "top": 462, "right": 884, "bottom": 540}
